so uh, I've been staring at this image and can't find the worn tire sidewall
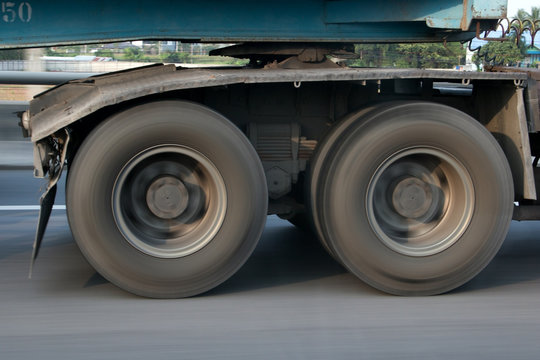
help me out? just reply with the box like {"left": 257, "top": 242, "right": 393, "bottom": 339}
{"left": 318, "top": 102, "right": 513, "bottom": 295}
{"left": 67, "top": 101, "right": 267, "bottom": 297}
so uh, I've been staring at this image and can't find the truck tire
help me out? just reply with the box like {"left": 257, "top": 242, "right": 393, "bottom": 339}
{"left": 66, "top": 100, "right": 267, "bottom": 298}
{"left": 310, "top": 101, "right": 513, "bottom": 295}
{"left": 308, "top": 105, "right": 379, "bottom": 256}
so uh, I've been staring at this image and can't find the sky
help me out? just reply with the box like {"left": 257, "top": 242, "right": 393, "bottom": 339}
{"left": 507, "top": 0, "right": 539, "bottom": 17}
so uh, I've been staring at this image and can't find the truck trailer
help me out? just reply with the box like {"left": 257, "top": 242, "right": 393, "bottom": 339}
{"left": 1, "top": 0, "right": 539, "bottom": 298}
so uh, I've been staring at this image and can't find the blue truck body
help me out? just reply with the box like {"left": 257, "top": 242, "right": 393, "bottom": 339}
{"left": 0, "top": 0, "right": 505, "bottom": 48}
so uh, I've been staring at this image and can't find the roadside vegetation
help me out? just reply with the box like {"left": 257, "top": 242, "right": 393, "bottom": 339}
{"left": 472, "top": 7, "right": 539, "bottom": 67}
{"left": 349, "top": 42, "right": 465, "bottom": 68}
{"left": 42, "top": 42, "right": 246, "bottom": 65}
{"left": 349, "top": 6, "right": 539, "bottom": 69}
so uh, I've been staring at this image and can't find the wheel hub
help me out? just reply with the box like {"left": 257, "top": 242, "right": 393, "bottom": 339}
{"left": 391, "top": 177, "right": 433, "bottom": 219}
{"left": 367, "top": 147, "right": 474, "bottom": 257}
{"left": 112, "top": 145, "right": 227, "bottom": 259}
{"left": 146, "top": 176, "right": 189, "bottom": 219}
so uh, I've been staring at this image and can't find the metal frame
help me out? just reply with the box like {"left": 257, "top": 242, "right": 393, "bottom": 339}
{"left": 26, "top": 64, "right": 527, "bottom": 141}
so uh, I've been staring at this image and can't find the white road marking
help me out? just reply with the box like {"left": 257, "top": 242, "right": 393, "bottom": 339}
{"left": 0, "top": 205, "right": 66, "bottom": 211}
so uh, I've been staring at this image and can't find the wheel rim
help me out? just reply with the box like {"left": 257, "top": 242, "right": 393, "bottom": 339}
{"left": 112, "top": 145, "right": 227, "bottom": 258}
{"left": 366, "top": 147, "right": 474, "bottom": 257}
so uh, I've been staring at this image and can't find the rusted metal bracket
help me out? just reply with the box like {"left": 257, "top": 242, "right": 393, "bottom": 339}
{"left": 474, "top": 21, "right": 510, "bottom": 43}
{"left": 476, "top": 83, "right": 536, "bottom": 201}
{"left": 470, "top": 18, "right": 539, "bottom": 66}
{"left": 29, "top": 129, "right": 70, "bottom": 278}
{"left": 472, "top": 18, "right": 539, "bottom": 47}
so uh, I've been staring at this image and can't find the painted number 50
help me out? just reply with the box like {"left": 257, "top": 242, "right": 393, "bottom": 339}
{"left": 2, "top": 2, "right": 32, "bottom": 23}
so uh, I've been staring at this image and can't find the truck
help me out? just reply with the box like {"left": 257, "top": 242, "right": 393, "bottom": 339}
{"left": 1, "top": 0, "right": 539, "bottom": 298}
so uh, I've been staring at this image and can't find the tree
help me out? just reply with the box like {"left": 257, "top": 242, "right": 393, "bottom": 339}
{"left": 95, "top": 49, "right": 114, "bottom": 59}
{"left": 123, "top": 47, "right": 143, "bottom": 61}
{"left": 396, "top": 43, "right": 464, "bottom": 68}
{"left": 512, "top": 8, "right": 538, "bottom": 52}
{"left": 472, "top": 7, "right": 537, "bottom": 67}
{"left": 472, "top": 38, "right": 524, "bottom": 66}
{"left": 160, "top": 51, "right": 189, "bottom": 63}
{"left": 0, "top": 49, "right": 24, "bottom": 60}
{"left": 523, "top": 7, "right": 539, "bottom": 47}
{"left": 350, "top": 44, "right": 393, "bottom": 67}
{"left": 349, "top": 43, "right": 464, "bottom": 69}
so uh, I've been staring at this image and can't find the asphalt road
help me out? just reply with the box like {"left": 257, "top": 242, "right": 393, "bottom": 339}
{"left": 1, "top": 169, "right": 540, "bottom": 359}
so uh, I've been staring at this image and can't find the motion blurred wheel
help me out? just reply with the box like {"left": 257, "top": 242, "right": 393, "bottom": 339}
{"left": 67, "top": 101, "right": 267, "bottom": 298}
{"left": 310, "top": 102, "right": 513, "bottom": 295}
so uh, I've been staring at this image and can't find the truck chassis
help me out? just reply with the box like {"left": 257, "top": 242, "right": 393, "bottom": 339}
{"left": 3, "top": 0, "right": 538, "bottom": 297}
{"left": 20, "top": 63, "right": 540, "bottom": 297}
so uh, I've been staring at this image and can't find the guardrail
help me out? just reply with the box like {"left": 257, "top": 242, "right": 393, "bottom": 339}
{"left": 0, "top": 60, "right": 155, "bottom": 73}
{"left": 0, "top": 71, "right": 96, "bottom": 85}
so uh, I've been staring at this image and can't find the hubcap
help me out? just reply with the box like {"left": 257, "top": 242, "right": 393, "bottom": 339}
{"left": 146, "top": 176, "right": 189, "bottom": 219}
{"left": 112, "top": 145, "right": 227, "bottom": 258}
{"left": 391, "top": 177, "right": 435, "bottom": 219}
{"left": 366, "top": 147, "right": 474, "bottom": 256}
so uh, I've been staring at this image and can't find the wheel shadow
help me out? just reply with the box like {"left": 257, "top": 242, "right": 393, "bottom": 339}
{"left": 453, "top": 220, "right": 540, "bottom": 293}
{"left": 212, "top": 218, "right": 540, "bottom": 297}
{"left": 206, "top": 216, "right": 349, "bottom": 296}
{"left": 6, "top": 214, "right": 539, "bottom": 297}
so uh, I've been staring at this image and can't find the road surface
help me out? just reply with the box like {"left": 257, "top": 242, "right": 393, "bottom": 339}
{"left": 0, "top": 101, "right": 28, "bottom": 141}
{"left": 1, "top": 169, "right": 539, "bottom": 359}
